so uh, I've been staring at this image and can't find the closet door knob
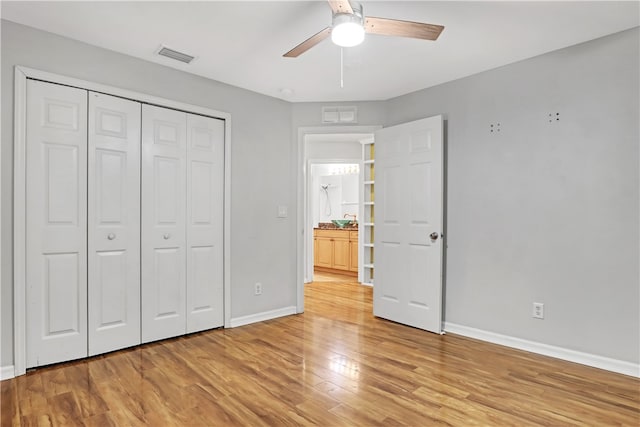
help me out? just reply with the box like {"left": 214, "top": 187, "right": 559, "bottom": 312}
{"left": 107, "top": 233, "right": 116, "bottom": 240}
{"left": 163, "top": 233, "right": 171, "bottom": 240}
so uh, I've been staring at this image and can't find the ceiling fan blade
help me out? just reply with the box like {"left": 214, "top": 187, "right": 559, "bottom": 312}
{"left": 327, "top": 0, "right": 353, "bottom": 14}
{"left": 365, "top": 17, "right": 444, "bottom": 41}
{"left": 283, "top": 27, "right": 332, "bottom": 58}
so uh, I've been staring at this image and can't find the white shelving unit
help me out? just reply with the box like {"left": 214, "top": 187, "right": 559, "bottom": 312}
{"left": 360, "top": 139, "right": 375, "bottom": 286}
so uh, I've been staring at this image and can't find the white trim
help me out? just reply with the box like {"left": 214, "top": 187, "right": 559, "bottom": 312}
{"left": 0, "top": 19, "right": 3, "bottom": 378}
{"left": 13, "top": 66, "right": 232, "bottom": 376}
{"left": 444, "top": 322, "right": 640, "bottom": 378}
{"left": 1, "top": 365, "right": 15, "bottom": 381}
{"left": 13, "top": 67, "right": 27, "bottom": 377}
{"left": 296, "top": 126, "right": 381, "bottom": 314}
{"left": 15, "top": 67, "right": 231, "bottom": 121}
{"left": 223, "top": 114, "right": 232, "bottom": 329}
{"left": 229, "top": 306, "right": 297, "bottom": 328}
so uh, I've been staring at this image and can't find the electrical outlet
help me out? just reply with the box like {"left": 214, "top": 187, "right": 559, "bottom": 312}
{"left": 254, "top": 282, "right": 262, "bottom": 296}
{"left": 533, "top": 302, "right": 544, "bottom": 319}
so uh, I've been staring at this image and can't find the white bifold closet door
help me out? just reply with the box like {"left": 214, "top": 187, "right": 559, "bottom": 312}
{"left": 87, "top": 92, "right": 141, "bottom": 356}
{"left": 26, "top": 80, "right": 88, "bottom": 367}
{"left": 141, "top": 105, "right": 188, "bottom": 342}
{"left": 185, "top": 114, "right": 224, "bottom": 333}
{"left": 141, "top": 105, "right": 224, "bottom": 342}
{"left": 25, "top": 80, "right": 224, "bottom": 366}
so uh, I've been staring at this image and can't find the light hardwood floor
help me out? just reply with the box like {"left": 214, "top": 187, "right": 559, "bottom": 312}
{"left": 2, "top": 277, "right": 639, "bottom": 426}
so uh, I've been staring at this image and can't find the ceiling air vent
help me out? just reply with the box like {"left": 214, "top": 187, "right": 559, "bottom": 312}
{"left": 322, "top": 106, "right": 358, "bottom": 124}
{"left": 157, "top": 46, "right": 195, "bottom": 64}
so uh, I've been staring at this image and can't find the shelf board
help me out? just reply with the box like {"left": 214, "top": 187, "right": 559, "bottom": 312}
{"left": 363, "top": 243, "right": 374, "bottom": 247}
{"left": 364, "top": 201, "right": 374, "bottom": 206}
{"left": 364, "top": 263, "right": 375, "bottom": 269}
{"left": 361, "top": 281, "right": 374, "bottom": 287}
{"left": 363, "top": 159, "right": 375, "bottom": 164}
{"left": 364, "top": 180, "right": 375, "bottom": 185}
{"left": 363, "top": 222, "right": 374, "bottom": 227}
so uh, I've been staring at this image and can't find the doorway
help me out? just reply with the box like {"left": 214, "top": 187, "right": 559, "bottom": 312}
{"left": 296, "top": 116, "right": 446, "bottom": 335}
{"left": 296, "top": 126, "right": 381, "bottom": 313}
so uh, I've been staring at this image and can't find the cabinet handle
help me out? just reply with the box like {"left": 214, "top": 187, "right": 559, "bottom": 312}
{"left": 107, "top": 233, "right": 116, "bottom": 240}
{"left": 163, "top": 233, "right": 171, "bottom": 240}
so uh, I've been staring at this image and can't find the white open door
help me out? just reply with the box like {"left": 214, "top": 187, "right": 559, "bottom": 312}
{"left": 373, "top": 115, "right": 444, "bottom": 333}
{"left": 88, "top": 92, "right": 141, "bottom": 356}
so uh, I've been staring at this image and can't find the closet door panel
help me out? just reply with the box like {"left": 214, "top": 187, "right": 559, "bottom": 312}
{"left": 142, "top": 104, "right": 187, "bottom": 342}
{"left": 26, "top": 80, "right": 88, "bottom": 367}
{"left": 88, "top": 92, "right": 141, "bottom": 356}
{"left": 186, "top": 114, "right": 224, "bottom": 332}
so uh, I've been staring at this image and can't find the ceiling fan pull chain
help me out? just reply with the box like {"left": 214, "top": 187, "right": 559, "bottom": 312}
{"left": 340, "top": 47, "right": 344, "bottom": 88}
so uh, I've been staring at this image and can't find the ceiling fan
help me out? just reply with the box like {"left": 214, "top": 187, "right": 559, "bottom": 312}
{"left": 283, "top": 0, "right": 444, "bottom": 57}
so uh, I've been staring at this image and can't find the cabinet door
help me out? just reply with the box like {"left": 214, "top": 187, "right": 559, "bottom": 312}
{"left": 333, "top": 238, "right": 350, "bottom": 271}
{"left": 315, "top": 237, "right": 333, "bottom": 268}
{"left": 350, "top": 239, "right": 359, "bottom": 272}
{"left": 88, "top": 92, "right": 141, "bottom": 356}
{"left": 26, "top": 80, "right": 88, "bottom": 367}
{"left": 141, "top": 104, "right": 187, "bottom": 343}
{"left": 186, "top": 113, "right": 224, "bottom": 333}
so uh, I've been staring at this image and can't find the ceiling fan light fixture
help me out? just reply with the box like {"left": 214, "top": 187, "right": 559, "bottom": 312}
{"left": 332, "top": 19, "right": 365, "bottom": 47}
{"left": 331, "top": 3, "right": 365, "bottom": 48}
{"left": 283, "top": 0, "right": 444, "bottom": 58}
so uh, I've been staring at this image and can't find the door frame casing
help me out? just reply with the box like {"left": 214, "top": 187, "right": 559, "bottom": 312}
{"left": 13, "top": 66, "right": 232, "bottom": 376}
{"left": 296, "top": 125, "right": 381, "bottom": 314}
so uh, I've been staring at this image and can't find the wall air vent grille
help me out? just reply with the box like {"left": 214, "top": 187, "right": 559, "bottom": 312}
{"left": 157, "top": 46, "right": 195, "bottom": 64}
{"left": 322, "top": 106, "right": 358, "bottom": 124}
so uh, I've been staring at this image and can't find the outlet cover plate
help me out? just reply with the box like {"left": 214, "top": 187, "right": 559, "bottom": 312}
{"left": 533, "top": 302, "right": 544, "bottom": 319}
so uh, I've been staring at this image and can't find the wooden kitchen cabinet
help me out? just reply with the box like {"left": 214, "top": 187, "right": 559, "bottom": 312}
{"left": 333, "top": 237, "right": 350, "bottom": 270}
{"left": 314, "top": 229, "right": 358, "bottom": 276}
{"left": 314, "top": 236, "right": 333, "bottom": 268}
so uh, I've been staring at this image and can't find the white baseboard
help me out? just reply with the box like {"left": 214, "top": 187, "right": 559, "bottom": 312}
{"left": 1, "top": 365, "right": 15, "bottom": 381}
{"left": 229, "top": 306, "right": 297, "bottom": 328}
{"left": 444, "top": 322, "right": 640, "bottom": 378}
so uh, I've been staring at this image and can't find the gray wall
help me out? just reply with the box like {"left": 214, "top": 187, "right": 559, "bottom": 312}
{"left": 386, "top": 27, "right": 639, "bottom": 363}
{"left": 2, "top": 19, "right": 638, "bottom": 368}
{"left": 1, "top": 20, "right": 295, "bottom": 365}
{"left": 306, "top": 140, "right": 362, "bottom": 160}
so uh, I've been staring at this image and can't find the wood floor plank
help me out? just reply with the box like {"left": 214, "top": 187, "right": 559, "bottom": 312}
{"left": 1, "top": 277, "right": 638, "bottom": 425}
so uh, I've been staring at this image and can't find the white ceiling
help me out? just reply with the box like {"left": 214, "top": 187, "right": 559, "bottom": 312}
{"left": 2, "top": 1, "right": 638, "bottom": 102}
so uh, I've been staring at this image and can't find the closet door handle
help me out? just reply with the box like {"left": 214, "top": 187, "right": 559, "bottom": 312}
{"left": 163, "top": 233, "right": 171, "bottom": 240}
{"left": 107, "top": 233, "right": 116, "bottom": 240}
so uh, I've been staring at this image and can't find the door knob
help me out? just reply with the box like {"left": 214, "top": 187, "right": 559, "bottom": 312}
{"left": 163, "top": 233, "right": 171, "bottom": 240}
{"left": 430, "top": 232, "right": 439, "bottom": 241}
{"left": 107, "top": 233, "right": 116, "bottom": 240}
